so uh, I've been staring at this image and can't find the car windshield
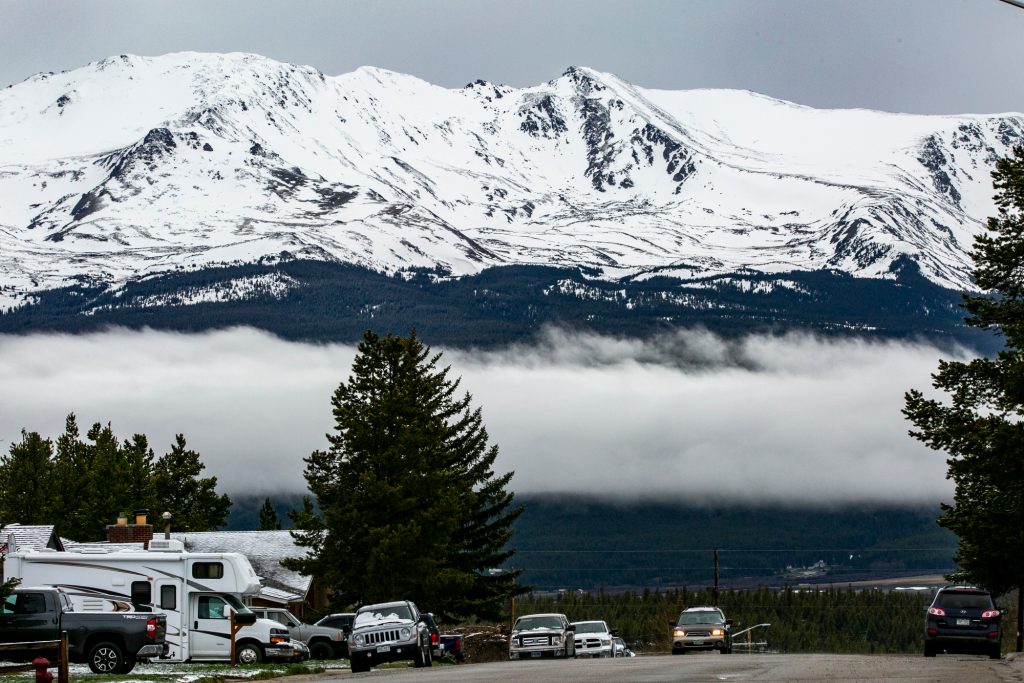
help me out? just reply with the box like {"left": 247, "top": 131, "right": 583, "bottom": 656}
{"left": 936, "top": 591, "right": 992, "bottom": 611}
{"left": 355, "top": 605, "right": 413, "bottom": 625}
{"left": 677, "top": 610, "right": 722, "bottom": 625}
{"left": 515, "top": 616, "right": 563, "bottom": 630}
{"left": 573, "top": 622, "right": 608, "bottom": 633}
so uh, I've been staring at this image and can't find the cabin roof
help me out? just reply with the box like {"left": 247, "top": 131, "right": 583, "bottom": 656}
{"left": 1, "top": 524, "right": 64, "bottom": 553}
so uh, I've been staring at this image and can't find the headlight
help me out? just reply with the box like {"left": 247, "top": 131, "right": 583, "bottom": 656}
{"left": 601, "top": 639, "right": 611, "bottom": 646}
{"left": 400, "top": 627, "right": 411, "bottom": 640}
{"left": 552, "top": 635, "right": 561, "bottom": 645}
{"left": 711, "top": 628, "right": 724, "bottom": 637}
{"left": 354, "top": 634, "right": 365, "bottom": 646}
{"left": 673, "top": 628, "right": 685, "bottom": 637}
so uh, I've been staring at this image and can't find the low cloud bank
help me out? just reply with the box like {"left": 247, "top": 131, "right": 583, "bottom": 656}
{"left": 0, "top": 327, "right": 968, "bottom": 504}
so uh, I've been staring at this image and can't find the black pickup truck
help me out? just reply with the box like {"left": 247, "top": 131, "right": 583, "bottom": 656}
{"left": 0, "top": 587, "right": 168, "bottom": 674}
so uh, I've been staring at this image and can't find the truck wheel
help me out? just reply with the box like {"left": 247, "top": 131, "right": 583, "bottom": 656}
{"left": 425, "top": 643, "right": 433, "bottom": 667}
{"left": 236, "top": 642, "right": 263, "bottom": 664}
{"left": 923, "top": 642, "right": 937, "bottom": 657}
{"left": 88, "top": 641, "right": 126, "bottom": 674}
{"left": 414, "top": 642, "right": 427, "bottom": 667}
{"left": 989, "top": 644, "right": 1001, "bottom": 660}
{"left": 309, "top": 641, "right": 332, "bottom": 660}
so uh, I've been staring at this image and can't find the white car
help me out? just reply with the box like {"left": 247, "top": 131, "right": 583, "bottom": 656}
{"left": 571, "top": 620, "right": 616, "bottom": 658}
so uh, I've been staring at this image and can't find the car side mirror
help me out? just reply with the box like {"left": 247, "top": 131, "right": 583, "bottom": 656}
{"left": 232, "top": 609, "right": 258, "bottom": 626}
{"left": 566, "top": 624, "right": 576, "bottom": 631}
{"left": 668, "top": 620, "right": 676, "bottom": 628}
{"left": 610, "top": 629, "right": 619, "bottom": 636}
{"left": 725, "top": 620, "right": 733, "bottom": 627}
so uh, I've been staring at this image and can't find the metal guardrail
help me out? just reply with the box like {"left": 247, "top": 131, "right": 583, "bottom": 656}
{"left": 0, "top": 632, "right": 70, "bottom": 683}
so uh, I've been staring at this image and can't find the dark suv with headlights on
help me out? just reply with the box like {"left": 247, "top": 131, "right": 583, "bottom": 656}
{"left": 925, "top": 586, "right": 1001, "bottom": 658}
{"left": 670, "top": 606, "right": 732, "bottom": 654}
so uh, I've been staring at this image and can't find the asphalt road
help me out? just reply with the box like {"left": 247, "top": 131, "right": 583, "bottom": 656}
{"left": 308, "top": 652, "right": 1024, "bottom": 682}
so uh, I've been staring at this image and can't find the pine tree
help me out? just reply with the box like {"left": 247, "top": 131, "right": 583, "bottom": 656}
{"left": 153, "top": 434, "right": 231, "bottom": 532}
{"left": 121, "top": 434, "right": 158, "bottom": 515}
{"left": 258, "top": 497, "right": 281, "bottom": 530}
{"left": 285, "top": 330, "right": 521, "bottom": 619}
{"left": 0, "top": 430, "right": 55, "bottom": 524}
{"left": 49, "top": 414, "right": 96, "bottom": 541}
{"left": 904, "top": 146, "right": 1024, "bottom": 651}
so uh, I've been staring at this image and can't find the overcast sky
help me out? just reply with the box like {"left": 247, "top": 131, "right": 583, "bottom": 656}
{"left": 0, "top": 327, "right": 967, "bottom": 504}
{"left": 2, "top": 0, "right": 1022, "bottom": 114}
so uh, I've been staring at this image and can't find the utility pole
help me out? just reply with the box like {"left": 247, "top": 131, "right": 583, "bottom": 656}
{"left": 713, "top": 548, "right": 720, "bottom": 605}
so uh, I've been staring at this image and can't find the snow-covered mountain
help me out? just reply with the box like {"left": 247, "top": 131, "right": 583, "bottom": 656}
{"left": 1, "top": 52, "right": 1021, "bottom": 312}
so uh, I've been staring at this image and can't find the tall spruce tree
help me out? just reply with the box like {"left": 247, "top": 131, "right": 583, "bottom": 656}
{"left": 258, "top": 497, "right": 282, "bottom": 530}
{"left": 153, "top": 434, "right": 231, "bottom": 532}
{"left": 0, "top": 430, "right": 55, "bottom": 525}
{"left": 904, "top": 146, "right": 1024, "bottom": 651}
{"left": 286, "top": 331, "right": 521, "bottom": 620}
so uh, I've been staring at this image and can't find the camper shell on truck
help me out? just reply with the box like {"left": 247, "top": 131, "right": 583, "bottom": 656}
{"left": 4, "top": 539, "right": 303, "bottom": 664}
{"left": 0, "top": 587, "right": 167, "bottom": 674}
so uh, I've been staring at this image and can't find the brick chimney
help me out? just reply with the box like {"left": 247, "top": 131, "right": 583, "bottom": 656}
{"left": 107, "top": 509, "right": 154, "bottom": 547}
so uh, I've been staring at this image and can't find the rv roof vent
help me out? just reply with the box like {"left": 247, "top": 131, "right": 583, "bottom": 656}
{"left": 148, "top": 539, "right": 185, "bottom": 552}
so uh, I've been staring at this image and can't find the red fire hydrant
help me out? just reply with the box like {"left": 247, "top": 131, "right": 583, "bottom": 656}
{"left": 32, "top": 657, "right": 53, "bottom": 683}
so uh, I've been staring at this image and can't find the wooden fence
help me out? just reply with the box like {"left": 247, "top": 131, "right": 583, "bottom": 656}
{"left": 0, "top": 632, "right": 70, "bottom": 683}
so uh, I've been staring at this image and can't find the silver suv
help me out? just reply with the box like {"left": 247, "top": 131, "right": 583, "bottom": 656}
{"left": 509, "top": 613, "right": 576, "bottom": 660}
{"left": 250, "top": 607, "right": 346, "bottom": 660}
{"left": 348, "top": 600, "right": 432, "bottom": 673}
{"left": 670, "top": 606, "right": 732, "bottom": 654}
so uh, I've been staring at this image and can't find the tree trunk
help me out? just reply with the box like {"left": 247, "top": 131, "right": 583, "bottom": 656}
{"left": 1016, "top": 586, "right": 1022, "bottom": 652}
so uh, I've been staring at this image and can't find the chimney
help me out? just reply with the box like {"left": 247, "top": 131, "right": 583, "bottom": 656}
{"left": 107, "top": 509, "right": 154, "bottom": 548}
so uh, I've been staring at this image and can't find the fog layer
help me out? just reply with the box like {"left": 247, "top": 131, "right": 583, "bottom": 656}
{"left": 0, "top": 327, "right": 965, "bottom": 504}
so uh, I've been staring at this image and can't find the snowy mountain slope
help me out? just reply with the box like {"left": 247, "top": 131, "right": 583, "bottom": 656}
{"left": 0, "top": 52, "right": 1021, "bottom": 312}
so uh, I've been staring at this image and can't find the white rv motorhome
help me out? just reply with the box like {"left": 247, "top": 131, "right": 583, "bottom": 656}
{"left": 4, "top": 538, "right": 301, "bottom": 664}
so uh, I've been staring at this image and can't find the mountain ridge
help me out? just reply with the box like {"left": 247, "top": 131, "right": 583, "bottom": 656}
{"left": 1, "top": 51, "right": 1021, "bottom": 316}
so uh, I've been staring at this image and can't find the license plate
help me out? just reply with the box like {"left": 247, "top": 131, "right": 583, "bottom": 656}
{"left": 376, "top": 645, "right": 391, "bottom": 653}
{"left": 692, "top": 640, "right": 704, "bottom": 645}
{"left": 531, "top": 651, "right": 541, "bottom": 658}
{"left": 956, "top": 619, "right": 970, "bottom": 626}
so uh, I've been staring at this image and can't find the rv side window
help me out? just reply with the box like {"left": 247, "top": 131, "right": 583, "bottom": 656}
{"left": 160, "top": 585, "right": 176, "bottom": 610}
{"left": 192, "top": 562, "right": 224, "bottom": 579}
{"left": 131, "top": 581, "right": 152, "bottom": 607}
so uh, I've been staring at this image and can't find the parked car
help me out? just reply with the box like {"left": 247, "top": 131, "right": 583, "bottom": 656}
{"left": 670, "top": 606, "right": 732, "bottom": 654}
{"left": 509, "top": 613, "right": 576, "bottom": 660}
{"left": 314, "top": 612, "right": 355, "bottom": 657}
{"left": 613, "top": 636, "right": 635, "bottom": 657}
{"left": 421, "top": 612, "right": 464, "bottom": 662}
{"left": 251, "top": 607, "right": 346, "bottom": 660}
{"left": 571, "top": 620, "right": 616, "bottom": 658}
{"left": 924, "top": 585, "right": 1002, "bottom": 658}
{"left": 0, "top": 587, "right": 168, "bottom": 674}
{"left": 347, "top": 600, "right": 432, "bottom": 673}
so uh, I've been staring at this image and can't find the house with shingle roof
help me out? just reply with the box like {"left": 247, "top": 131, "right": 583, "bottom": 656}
{"left": 0, "top": 524, "right": 64, "bottom": 554}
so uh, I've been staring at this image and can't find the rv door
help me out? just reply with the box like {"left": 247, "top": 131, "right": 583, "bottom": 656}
{"left": 153, "top": 578, "right": 186, "bottom": 661}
